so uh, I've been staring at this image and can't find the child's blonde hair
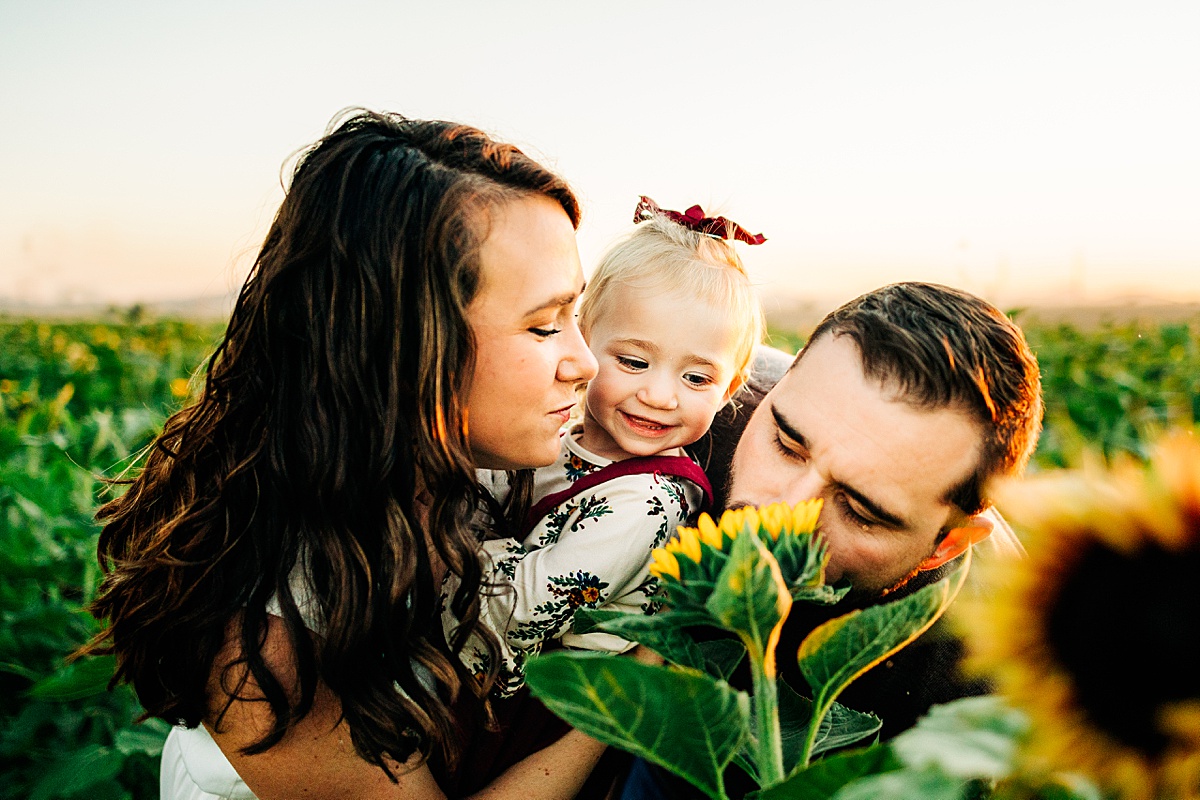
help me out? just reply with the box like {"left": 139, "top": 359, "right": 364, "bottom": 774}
{"left": 578, "top": 213, "right": 765, "bottom": 397}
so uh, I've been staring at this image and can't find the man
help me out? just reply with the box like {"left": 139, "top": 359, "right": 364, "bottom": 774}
{"left": 689, "top": 281, "right": 1041, "bottom": 741}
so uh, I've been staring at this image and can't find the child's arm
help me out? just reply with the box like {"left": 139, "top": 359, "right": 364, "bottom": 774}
{"left": 465, "top": 474, "right": 698, "bottom": 687}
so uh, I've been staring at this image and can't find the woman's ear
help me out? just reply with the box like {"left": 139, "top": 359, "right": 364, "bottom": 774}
{"left": 917, "top": 515, "right": 995, "bottom": 572}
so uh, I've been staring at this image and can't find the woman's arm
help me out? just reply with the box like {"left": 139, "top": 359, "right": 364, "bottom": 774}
{"left": 466, "top": 730, "right": 606, "bottom": 800}
{"left": 206, "top": 615, "right": 606, "bottom": 800}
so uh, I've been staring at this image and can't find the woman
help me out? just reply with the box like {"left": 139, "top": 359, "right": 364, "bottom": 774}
{"left": 86, "top": 109, "right": 604, "bottom": 798}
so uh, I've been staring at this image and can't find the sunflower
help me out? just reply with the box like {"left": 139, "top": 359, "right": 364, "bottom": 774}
{"left": 649, "top": 500, "right": 825, "bottom": 585}
{"left": 960, "top": 433, "right": 1200, "bottom": 800}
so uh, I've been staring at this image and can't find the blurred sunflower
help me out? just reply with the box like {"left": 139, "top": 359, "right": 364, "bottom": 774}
{"left": 961, "top": 433, "right": 1200, "bottom": 800}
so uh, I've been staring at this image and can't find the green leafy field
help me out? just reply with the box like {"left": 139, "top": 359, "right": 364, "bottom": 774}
{"left": 2, "top": 314, "right": 1197, "bottom": 797}
{"left": 1, "top": 319, "right": 225, "bottom": 799}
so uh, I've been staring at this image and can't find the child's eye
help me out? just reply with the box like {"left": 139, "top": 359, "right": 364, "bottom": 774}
{"left": 683, "top": 373, "right": 715, "bottom": 387}
{"left": 616, "top": 356, "right": 649, "bottom": 370}
{"left": 529, "top": 327, "right": 562, "bottom": 338}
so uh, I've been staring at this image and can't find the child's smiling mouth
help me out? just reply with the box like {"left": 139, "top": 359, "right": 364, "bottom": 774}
{"left": 619, "top": 411, "right": 673, "bottom": 435}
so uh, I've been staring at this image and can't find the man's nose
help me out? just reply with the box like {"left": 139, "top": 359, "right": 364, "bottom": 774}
{"left": 774, "top": 463, "right": 825, "bottom": 505}
{"left": 636, "top": 374, "right": 678, "bottom": 410}
{"left": 557, "top": 324, "right": 597, "bottom": 383}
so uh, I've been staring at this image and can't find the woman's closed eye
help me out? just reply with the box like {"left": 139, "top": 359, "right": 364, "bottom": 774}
{"left": 528, "top": 326, "right": 562, "bottom": 338}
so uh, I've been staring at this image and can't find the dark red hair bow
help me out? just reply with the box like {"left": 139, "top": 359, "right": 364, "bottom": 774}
{"left": 634, "top": 196, "right": 766, "bottom": 245}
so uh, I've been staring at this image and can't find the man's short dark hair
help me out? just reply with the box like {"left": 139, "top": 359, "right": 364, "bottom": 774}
{"left": 798, "top": 282, "right": 1043, "bottom": 515}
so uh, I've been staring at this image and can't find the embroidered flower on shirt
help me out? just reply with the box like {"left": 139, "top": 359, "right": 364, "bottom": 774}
{"left": 571, "top": 495, "right": 614, "bottom": 531}
{"left": 508, "top": 570, "right": 611, "bottom": 645}
{"left": 564, "top": 452, "right": 593, "bottom": 482}
{"left": 493, "top": 540, "right": 527, "bottom": 580}
{"left": 658, "top": 474, "right": 690, "bottom": 520}
{"left": 550, "top": 570, "right": 608, "bottom": 608}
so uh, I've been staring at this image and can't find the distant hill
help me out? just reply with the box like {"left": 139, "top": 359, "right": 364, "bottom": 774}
{"left": 4, "top": 291, "right": 1199, "bottom": 332}
{"left": 764, "top": 294, "right": 1200, "bottom": 335}
{"left": 0, "top": 293, "right": 235, "bottom": 321}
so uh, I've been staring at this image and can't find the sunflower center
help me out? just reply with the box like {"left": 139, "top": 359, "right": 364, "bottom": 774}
{"left": 1046, "top": 537, "right": 1200, "bottom": 757}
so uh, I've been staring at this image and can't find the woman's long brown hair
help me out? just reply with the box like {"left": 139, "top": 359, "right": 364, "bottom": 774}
{"left": 85, "top": 110, "right": 578, "bottom": 770}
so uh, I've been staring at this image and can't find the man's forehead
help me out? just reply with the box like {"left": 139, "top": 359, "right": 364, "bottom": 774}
{"left": 765, "top": 342, "right": 983, "bottom": 521}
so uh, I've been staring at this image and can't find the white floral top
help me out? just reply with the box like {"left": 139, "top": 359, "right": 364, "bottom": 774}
{"left": 446, "top": 430, "right": 707, "bottom": 696}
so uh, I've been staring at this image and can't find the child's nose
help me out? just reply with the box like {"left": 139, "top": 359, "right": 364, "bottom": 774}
{"left": 636, "top": 376, "right": 678, "bottom": 410}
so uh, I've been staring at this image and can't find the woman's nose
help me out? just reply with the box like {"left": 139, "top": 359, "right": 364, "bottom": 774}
{"left": 557, "top": 323, "right": 597, "bottom": 383}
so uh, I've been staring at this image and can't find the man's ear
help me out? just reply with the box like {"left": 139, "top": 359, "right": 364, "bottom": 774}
{"left": 917, "top": 515, "right": 995, "bottom": 572}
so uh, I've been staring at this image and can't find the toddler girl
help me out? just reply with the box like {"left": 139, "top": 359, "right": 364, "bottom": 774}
{"left": 452, "top": 197, "right": 766, "bottom": 695}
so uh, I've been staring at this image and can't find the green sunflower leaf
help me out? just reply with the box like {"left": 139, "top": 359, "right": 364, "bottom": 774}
{"left": 29, "top": 744, "right": 125, "bottom": 800}
{"left": 777, "top": 679, "right": 882, "bottom": 773}
{"left": 746, "top": 745, "right": 902, "bottom": 800}
{"left": 113, "top": 718, "right": 172, "bottom": 756}
{"left": 571, "top": 608, "right": 744, "bottom": 680}
{"left": 573, "top": 605, "right": 714, "bottom": 636}
{"left": 826, "top": 765, "right": 972, "bottom": 800}
{"left": 798, "top": 561, "right": 969, "bottom": 703}
{"left": 572, "top": 608, "right": 707, "bottom": 670}
{"left": 794, "top": 559, "right": 970, "bottom": 766}
{"left": 698, "top": 639, "right": 747, "bottom": 681}
{"left": 791, "top": 582, "right": 851, "bottom": 606}
{"left": 889, "top": 695, "right": 1029, "bottom": 779}
{"left": 525, "top": 651, "right": 749, "bottom": 800}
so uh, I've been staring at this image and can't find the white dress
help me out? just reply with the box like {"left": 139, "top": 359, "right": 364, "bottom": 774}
{"left": 160, "top": 724, "right": 256, "bottom": 800}
{"left": 159, "top": 568, "right": 324, "bottom": 799}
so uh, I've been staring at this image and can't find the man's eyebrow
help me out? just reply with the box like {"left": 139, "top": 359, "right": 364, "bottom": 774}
{"left": 771, "top": 405, "right": 908, "bottom": 529}
{"left": 771, "top": 406, "right": 809, "bottom": 449}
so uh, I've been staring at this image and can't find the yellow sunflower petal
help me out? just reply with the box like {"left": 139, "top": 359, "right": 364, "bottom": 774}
{"left": 791, "top": 498, "right": 823, "bottom": 534}
{"left": 759, "top": 503, "right": 787, "bottom": 540}
{"left": 648, "top": 548, "right": 680, "bottom": 580}
{"left": 672, "top": 526, "right": 702, "bottom": 563}
{"left": 696, "top": 514, "right": 723, "bottom": 549}
{"left": 740, "top": 507, "right": 761, "bottom": 539}
{"left": 718, "top": 509, "right": 744, "bottom": 541}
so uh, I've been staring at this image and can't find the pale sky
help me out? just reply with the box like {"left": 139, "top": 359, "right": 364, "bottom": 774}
{"left": 2, "top": 0, "right": 1198, "bottom": 313}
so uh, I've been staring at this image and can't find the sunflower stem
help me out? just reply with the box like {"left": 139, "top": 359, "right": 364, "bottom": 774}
{"left": 797, "top": 691, "right": 832, "bottom": 770}
{"left": 750, "top": 652, "right": 784, "bottom": 787}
